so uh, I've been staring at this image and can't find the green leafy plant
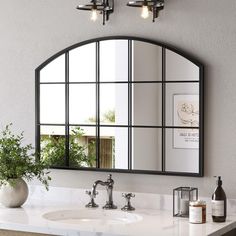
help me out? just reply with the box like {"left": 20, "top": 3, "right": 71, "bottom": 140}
{"left": 0, "top": 124, "right": 51, "bottom": 190}
{"left": 41, "top": 127, "right": 96, "bottom": 168}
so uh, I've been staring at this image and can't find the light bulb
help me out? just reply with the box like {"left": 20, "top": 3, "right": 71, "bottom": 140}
{"left": 91, "top": 9, "right": 98, "bottom": 22}
{"left": 141, "top": 5, "right": 149, "bottom": 19}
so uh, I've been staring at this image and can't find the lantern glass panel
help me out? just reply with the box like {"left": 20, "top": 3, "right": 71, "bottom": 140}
{"left": 173, "top": 187, "right": 198, "bottom": 217}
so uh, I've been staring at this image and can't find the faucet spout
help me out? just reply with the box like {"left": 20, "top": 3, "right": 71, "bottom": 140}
{"left": 89, "top": 174, "right": 117, "bottom": 210}
{"left": 91, "top": 180, "right": 106, "bottom": 197}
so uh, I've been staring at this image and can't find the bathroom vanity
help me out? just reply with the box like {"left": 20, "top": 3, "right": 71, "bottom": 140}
{"left": 0, "top": 186, "right": 235, "bottom": 236}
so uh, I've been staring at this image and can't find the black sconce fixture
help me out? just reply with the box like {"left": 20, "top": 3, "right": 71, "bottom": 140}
{"left": 127, "top": 0, "right": 164, "bottom": 22}
{"left": 76, "top": 0, "right": 114, "bottom": 25}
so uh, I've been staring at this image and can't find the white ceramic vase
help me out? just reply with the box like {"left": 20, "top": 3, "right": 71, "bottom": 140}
{"left": 0, "top": 178, "right": 28, "bottom": 208}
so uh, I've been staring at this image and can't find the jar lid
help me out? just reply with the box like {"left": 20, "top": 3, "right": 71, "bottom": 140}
{"left": 189, "top": 200, "right": 206, "bottom": 206}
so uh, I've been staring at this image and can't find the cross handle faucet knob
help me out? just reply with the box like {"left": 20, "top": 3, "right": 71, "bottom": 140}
{"left": 122, "top": 193, "right": 135, "bottom": 199}
{"left": 121, "top": 192, "right": 135, "bottom": 211}
{"left": 86, "top": 190, "right": 98, "bottom": 197}
{"left": 85, "top": 190, "right": 99, "bottom": 208}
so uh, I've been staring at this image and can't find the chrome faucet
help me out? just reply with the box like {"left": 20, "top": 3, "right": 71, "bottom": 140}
{"left": 86, "top": 174, "right": 117, "bottom": 209}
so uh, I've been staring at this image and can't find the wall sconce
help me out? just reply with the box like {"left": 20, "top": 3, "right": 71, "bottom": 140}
{"left": 127, "top": 0, "right": 164, "bottom": 22}
{"left": 76, "top": 0, "right": 114, "bottom": 25}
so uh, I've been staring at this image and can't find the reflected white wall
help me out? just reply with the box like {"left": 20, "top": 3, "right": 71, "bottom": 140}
{"left": 114, "top": 41, "right": 129, "bottom": 169}
{"left": 166, "top": 50, "right": 199, "bottom": 81}
{"left": 132, "top": 41, "right": 162, "bottom": 171}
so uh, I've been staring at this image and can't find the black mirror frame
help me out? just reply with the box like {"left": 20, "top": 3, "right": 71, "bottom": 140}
{"left": 35, "top": 36, "right": 204, "bottom": 177}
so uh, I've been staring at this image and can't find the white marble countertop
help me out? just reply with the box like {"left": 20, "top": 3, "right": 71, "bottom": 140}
{"left": 0, "top": 185, "right": 235, "bottom": 236}
{"left": 0, "top": 201, "right": 235, "bottom": 236}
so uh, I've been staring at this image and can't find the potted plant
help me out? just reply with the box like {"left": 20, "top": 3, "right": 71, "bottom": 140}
{"left": 0, "top": 124, "right": 51, "bottom": 208}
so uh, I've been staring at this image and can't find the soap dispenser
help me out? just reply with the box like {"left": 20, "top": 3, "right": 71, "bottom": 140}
{"left": 212, "top": 176, "right": 227, "bottom": 222}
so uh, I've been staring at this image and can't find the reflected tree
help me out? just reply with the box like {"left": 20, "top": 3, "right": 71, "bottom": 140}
{"left": 41, "top": 127, "right": 96, "bottom": 168}
{"left": 87, "top": 109, "right": 115, "bottom": 123}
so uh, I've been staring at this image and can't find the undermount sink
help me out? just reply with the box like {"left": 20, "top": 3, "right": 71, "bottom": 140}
{"left": 42, "top": 209, "right": 142, "bottom": 225}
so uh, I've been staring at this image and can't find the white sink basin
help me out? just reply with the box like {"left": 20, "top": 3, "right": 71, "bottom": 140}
{"left": 43, "top": 209, "right": 142, "bottom": 225}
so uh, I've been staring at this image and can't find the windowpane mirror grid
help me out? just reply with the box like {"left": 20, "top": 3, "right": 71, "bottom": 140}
{"left": 100, "top": 40, "right": 128, "bottom": 82}
{"left": 165, "top": 128, "right": 199, "bottom": 173}
{"left": 69, "top": 126, "right": 96, "bottom": 168}
{"left": 69, "top": 84, "right": 96, "bottom": 125}
{"left": 36, "top": 37, "right": 203, "bottom": 177}
{"left": 69, "top": 43, "right": 96, "bottom": 82}
{"left": 40, "top": 126, "right": 66, "bottom": 167}
{"left": 40, "top": 54, "right": 65, "bottom": 83}
{"left": 100, "top": 127, "right": 128, "bottom": 170}
{"left": 40, "top": 84, "right": 65, "bottom": 124}
{"left": 166, "top": 49, "right": 199, "bottom": 81}
{"left": 132, "top": 128, "right": 162, "bottom": 171}
{"left": 132, "top": 41, "right": 162, "bottom": 82}
{"left": 165, "top": 83, "right": 199, "bottom": 127}
{"left": 100, "top": 84, "right": 128, "bottom": 126}
{"left": 132, "top": 83, "right": 162, "bottom": 126}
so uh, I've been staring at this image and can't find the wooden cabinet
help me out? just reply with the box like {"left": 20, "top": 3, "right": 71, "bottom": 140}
{"left": 0, "top": 230, "right": 51, "bottom": 236}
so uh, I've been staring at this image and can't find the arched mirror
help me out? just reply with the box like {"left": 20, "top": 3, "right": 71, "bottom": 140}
{"left": 36, "top": 36, "right": 204, "bottom": 176}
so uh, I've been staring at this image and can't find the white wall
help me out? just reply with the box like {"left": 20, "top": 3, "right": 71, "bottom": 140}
{"left": 0, "top": 0, "right": 236, "bottom": 198}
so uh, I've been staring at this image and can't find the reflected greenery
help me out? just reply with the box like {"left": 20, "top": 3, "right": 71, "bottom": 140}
{"left": 69, "top": 127, "right": 96, "bottom": 168}
{"left": 88, "top": 109, "right": 115, "bottom": 123}
{"left": 41, "top": 127, "right": 96, "bottom": 168}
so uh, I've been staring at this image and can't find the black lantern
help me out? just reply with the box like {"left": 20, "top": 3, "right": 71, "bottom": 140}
{"left": 173, "top": 187, "right": 198, "bottom": 217}
{"left": 76, "top": 0, "right": 114, "bottom": 25}
{"left": 127, "top": 0, "right": 164, "bottom": 22}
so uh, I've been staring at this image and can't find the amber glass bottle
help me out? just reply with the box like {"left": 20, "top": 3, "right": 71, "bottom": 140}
{"left": 212, "top": 176, "right": 227, "bottom": 222}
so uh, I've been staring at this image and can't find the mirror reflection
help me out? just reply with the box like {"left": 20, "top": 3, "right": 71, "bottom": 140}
{"left": 40, "top": 84, "right": 65, "bottom": 124}
{"left": 100, "top": 127, "right": 128, "bottom": 169}
{"left": 69, "top": 126, "right": 96, "bottom": 168}
{"left": 69, "top": 43, "right": 96, "bottom": 82}
{"left": 132, "top": 128, "right": 162, "bottom": 171}
{"left": 37, "top": 38, "right": 203, "bottom": 176}
{"left": 69, "top": 84, "right": 96, "bottom": 125}
{"left": 100, "top": 40, "right": 128, "bottom": 82}
{"left": 100, "top": 84, "right": 128, "bottom": 125}
{"left": 40, "top": 126, "right": 66, "bottom": 167}
{"left": 133, "top": 83, "right": 162, "bottom": 126}
{"left": 166, "top": 49, "right": 199, "bottom": 81}
{"left": 40, "top": 54, "right": 65, "bottom": 83}
{"left": 132, "top": 41, "right": 162, "bottom": 82}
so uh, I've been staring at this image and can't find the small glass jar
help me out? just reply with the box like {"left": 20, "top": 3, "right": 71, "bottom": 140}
{"left": 189, "top": 200, "right": 206, "bottom": 224}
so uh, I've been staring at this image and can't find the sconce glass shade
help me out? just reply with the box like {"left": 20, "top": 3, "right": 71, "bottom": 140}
{"left": 127, "top": 0, "right": 164, "bottom": 22}
{"left": 141, "top": 5, "right": 149, "bottom": 19}
{"left": 91, "top": 8, "right": 98, "bottom": 21}
{"left": 76, "top": 0, "right": 114, "bottom": 25}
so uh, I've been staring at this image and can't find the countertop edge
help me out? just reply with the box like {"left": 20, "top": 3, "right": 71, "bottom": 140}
{"left": 208, "top": 221, "right": 236, "bottom": 236}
